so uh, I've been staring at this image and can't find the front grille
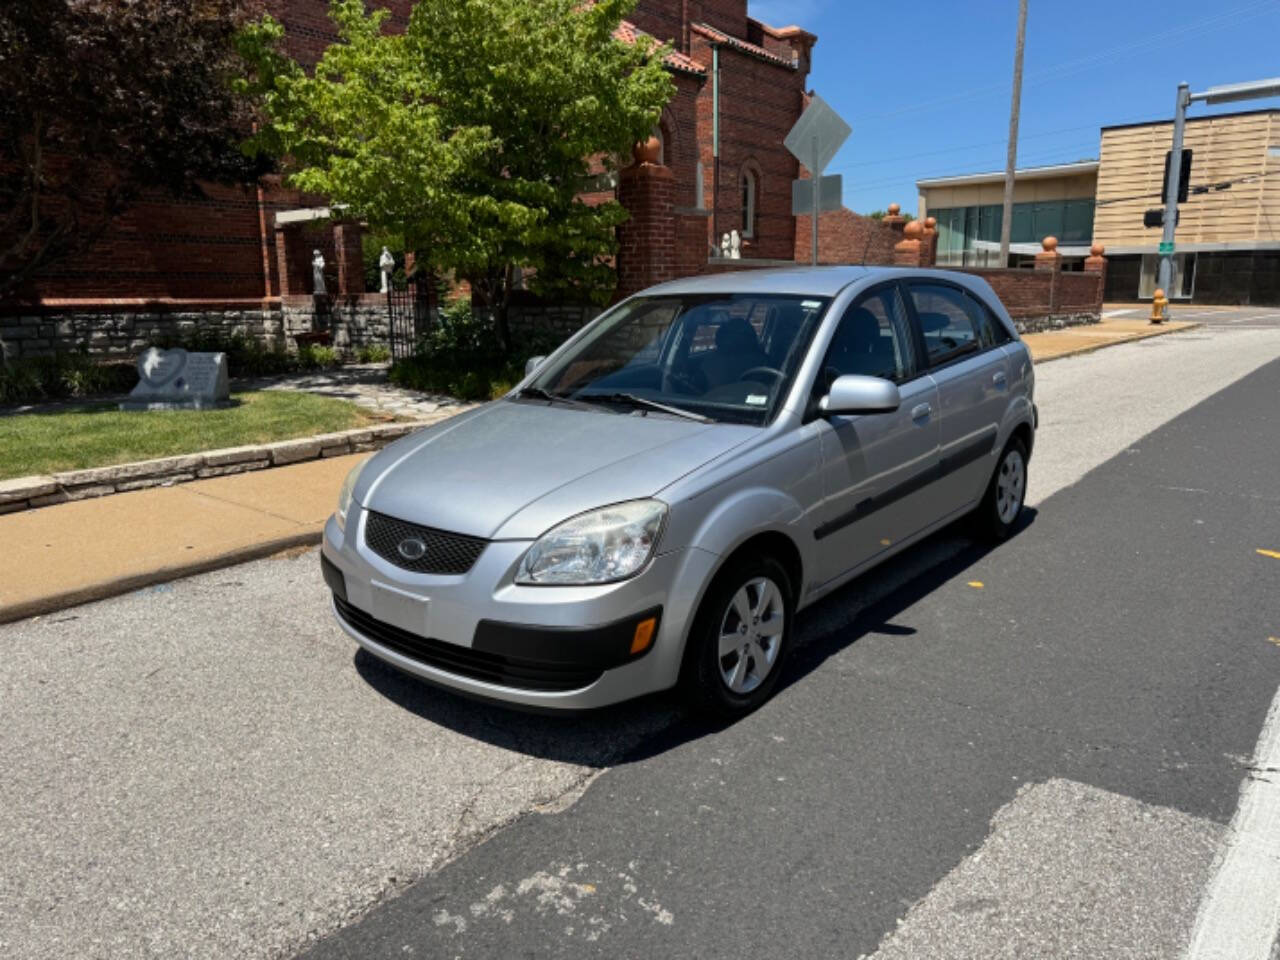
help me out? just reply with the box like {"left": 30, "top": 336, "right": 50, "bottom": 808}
{"left": 334, "top": 596, "right": 603, "bottom": 692}
{"left": 364, "top": 510, "right": 487, "bottom": 575}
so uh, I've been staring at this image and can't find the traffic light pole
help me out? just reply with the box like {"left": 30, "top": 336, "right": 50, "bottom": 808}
{"left": 1156, "top": 83, "right": 1190, "bottom": 298}
{"left": 1155, "top": 77, "right": 1280, "bottom": 306}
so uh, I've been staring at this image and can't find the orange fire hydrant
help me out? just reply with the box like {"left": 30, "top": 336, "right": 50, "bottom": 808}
{"left": 1150, "top": 289, "right": 1169, "bottom": 324}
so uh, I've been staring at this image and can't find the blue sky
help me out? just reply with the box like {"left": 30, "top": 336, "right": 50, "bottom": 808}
{"left": 746, "top": 0, "right": 1280, "bottom": 214}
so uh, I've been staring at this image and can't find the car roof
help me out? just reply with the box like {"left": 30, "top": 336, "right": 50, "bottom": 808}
{"left": 639, "top": 265, "right": 996, "bottom": 301}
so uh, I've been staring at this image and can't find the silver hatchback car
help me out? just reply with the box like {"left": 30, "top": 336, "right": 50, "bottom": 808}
{"left": 321, "top": 267, "right": 1035, "bottom": 717}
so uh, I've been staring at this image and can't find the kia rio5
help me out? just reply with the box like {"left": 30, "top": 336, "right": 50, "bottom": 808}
{"left": 321, "top": 267, "right": 1036, "bottom": 717}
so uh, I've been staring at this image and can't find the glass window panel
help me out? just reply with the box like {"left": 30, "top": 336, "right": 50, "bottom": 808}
{"left": 1011, "top": 203, "right": 1034, "bottom": 243}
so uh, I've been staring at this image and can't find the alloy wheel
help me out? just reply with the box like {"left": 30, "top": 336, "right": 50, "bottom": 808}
{"left": 717, "top": 576, "right": 785, "bottom": 695}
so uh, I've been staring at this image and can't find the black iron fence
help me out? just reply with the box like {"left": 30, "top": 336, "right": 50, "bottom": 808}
{"left": 386, "top": 275, "right": 433, "bottom": 359}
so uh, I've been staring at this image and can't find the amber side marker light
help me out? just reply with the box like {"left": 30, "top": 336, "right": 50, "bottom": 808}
{"left": 631, "top": 617, "right": 657, "bottom": 655}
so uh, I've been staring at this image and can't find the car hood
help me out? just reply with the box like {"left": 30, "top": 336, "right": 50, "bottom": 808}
{"left": 357, "top": 400, "right": 756, "bottom": 540}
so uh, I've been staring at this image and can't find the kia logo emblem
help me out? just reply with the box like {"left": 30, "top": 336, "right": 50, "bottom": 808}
{"left": 397, "top": 537, "right": 428, "bottom": 561}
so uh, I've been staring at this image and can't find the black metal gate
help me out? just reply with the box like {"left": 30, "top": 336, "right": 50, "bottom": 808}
{"left": 386, "top": 275, "right": 432, "bottom": 360}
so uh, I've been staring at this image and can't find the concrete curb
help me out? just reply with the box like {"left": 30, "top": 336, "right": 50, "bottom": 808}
{"left": 0, "top": 530, "right": 322, "bottom": 625}
{"left": 0, "top": 422, "right": 420, "bottom": 516}
{"left": 1029, "top": 321, "right": 1202, "bottom": 365}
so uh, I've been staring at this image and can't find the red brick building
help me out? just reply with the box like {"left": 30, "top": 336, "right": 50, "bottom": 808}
{"left": 2, "top": 0, "right": 817, "bottom": 356}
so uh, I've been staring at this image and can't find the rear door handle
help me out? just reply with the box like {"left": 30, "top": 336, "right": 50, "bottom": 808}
{"left": 992, "top": 371, "right": 1007, "bottom": 388}
{"left": 911, "top": 402, "right": 932, "bottom": 421}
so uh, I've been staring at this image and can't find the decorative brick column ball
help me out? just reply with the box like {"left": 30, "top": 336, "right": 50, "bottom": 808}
{"left": 1035, "top": 235, "right": 1063, "bottom": 271}
{"left": 894, "top": 218, "right": 925, "bottom": 267}
{"left": 1084, "top": 242, "right": 1107, "bottom": 275}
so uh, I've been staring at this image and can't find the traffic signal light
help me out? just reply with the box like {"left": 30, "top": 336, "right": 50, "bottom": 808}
{"left": 1143, "top": 208, "right": 1180, "bottom": 229}
{"left": 1162, "top": 149, "right": 1193, "bottom": 204}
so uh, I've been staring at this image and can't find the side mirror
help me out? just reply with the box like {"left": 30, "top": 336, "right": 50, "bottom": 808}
{"left": 820, "top": 374, "right": 901, "bottom": 416}
{"left": 524, "top": 355, "right": 547, "bottom": 377}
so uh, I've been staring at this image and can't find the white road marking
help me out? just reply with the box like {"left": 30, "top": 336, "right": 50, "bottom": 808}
{"left": 1185, "top": 687, "right": 1280, "bottom": 960}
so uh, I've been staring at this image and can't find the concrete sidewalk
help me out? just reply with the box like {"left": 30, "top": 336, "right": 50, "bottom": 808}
{"left": 0, "top": 317, "right": 1199, "bottom": 623}
{"left": 0, "top": 453, "right": 363, "bottom": 623}
{"left": 1023, "top": 314, "right": 1197, "bottom": 362}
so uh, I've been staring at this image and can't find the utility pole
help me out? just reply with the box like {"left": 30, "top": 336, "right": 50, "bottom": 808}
{"left": 998, "top": 0, "right": 1028, "bottom": 267}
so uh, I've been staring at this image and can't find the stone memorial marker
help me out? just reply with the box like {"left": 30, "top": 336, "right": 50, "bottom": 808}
{"left": 120, "top": 347, "right": 230, "bottom": 411}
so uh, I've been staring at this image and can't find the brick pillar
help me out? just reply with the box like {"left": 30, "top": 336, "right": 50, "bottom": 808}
{"left": 894, "top": 219, "right": 926, "bottom": 268}
{"left": 920, "top": 216, "right": 938, "bottom": 267}
{"left": 333, "top": 222, "right": 365, "bottom": 296}
{"left": 881, "top": 202, "right": 907, "bottom": 241}
{"left": 1083, "top": 242, "right": 1107, "bottom": 275}
{"left": 1035, "top": 236, "right": 1064, "bottom": 314}
{"left": 273, "top": 224, "right": 311, "bottom": 297}
{"left": 616, "top": 136, "right": 676, "bottom": 300}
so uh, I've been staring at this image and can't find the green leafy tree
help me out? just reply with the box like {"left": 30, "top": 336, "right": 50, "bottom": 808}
{"left": 238, "top": 0, "right": 673, "bottom": 351}
{"left": 0, "top": 0, "right": 265, "bottom": 301}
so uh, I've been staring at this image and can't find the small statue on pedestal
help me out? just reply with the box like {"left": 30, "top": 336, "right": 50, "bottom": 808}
{"left": 730, "top": 229, "right": 742, "bottom": 259}
{"left": 378, "top": 246, "right": 395, "bottom": 293}
{"left": 720, "top": 233, "right": 732, "bottom": 259}
{"left": 311, "top": 250, "right": 327, "bottom": 296}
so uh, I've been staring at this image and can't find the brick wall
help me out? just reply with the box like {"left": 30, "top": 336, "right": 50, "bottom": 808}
{"left": 690, "top": 32, "right": 807, "bottom": 261}
{"left": 795, "top": 208, "right": 901, "bottom": 265}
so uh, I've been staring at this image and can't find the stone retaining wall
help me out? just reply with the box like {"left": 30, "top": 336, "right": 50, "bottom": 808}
{"left": 2, "top": 296, "right": 404, "bottom": 362}
{"left": 0, "top": 422, "right": 418, "bottom": 516}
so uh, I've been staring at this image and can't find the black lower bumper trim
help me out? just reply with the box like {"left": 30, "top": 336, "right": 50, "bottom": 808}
{"left": 333, "top": 596, "right": 660, "bottom": 693}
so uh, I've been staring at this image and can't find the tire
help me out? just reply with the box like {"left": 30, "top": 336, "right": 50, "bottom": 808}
{"left": 680, "top": 553, "right": 794, "bottom": 719}
{"left": 974, "top": 436, "right": 1028, "bottom": 542}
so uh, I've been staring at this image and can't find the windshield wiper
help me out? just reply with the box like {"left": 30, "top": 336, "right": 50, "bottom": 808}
{"left": 515, "top": 386, "right": 601, "bottom": 412}
{"left": 588, "top": 392, "right": 711, "bottom": 423}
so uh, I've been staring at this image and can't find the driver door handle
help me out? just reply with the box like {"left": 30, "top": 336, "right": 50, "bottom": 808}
{"left": 993, "top": 371, "right": 1007, "bottom": 388}
{"left": 911, "top": 402, "right": 932, "bottom": 421}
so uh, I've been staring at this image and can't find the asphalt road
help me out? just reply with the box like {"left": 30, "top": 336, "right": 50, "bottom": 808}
{"left": 2, "top": 315, "right": 1279, "bottom": 959}
{"left": 299, "top": 350, "right": 1280, "bottom": 959}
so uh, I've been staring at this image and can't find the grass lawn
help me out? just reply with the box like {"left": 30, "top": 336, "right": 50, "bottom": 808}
{"left": 0, "top": 390, "right": 389, "bottom": 480}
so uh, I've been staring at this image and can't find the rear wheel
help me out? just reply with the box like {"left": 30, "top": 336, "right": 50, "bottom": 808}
{"left": 681, "top": 554, "right": 793, "bottom": 719}
{"left": 974, "top": 436, "right": 1028, "bottom": 541}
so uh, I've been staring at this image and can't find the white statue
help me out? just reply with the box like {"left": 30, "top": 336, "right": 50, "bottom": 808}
{"left": 311, "top": 249, "right": 326, "bottom": 296}
{"left": 730, "top": 229, "right": 742, "bottom": 259}
{"left": 378, "top": 246, "right": 395, "bottom": 293}
{"left": 720, "top": 233, "right": 732, "bottom": 259}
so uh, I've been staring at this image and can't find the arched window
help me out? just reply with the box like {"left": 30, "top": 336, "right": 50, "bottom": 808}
{"left": 740, "top": 167, "right": 758, "bottom": 238}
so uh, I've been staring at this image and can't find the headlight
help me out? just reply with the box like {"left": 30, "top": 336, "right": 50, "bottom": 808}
{"left": 516, "top": 500, "right": 667, "bottom": 585}
{"left": 336, "top": 457, "right": 370, "bottom": 531}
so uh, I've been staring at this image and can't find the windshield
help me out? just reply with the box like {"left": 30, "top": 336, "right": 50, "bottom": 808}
{"left": 524, "top": 293, "right": 830, "bottom": 426}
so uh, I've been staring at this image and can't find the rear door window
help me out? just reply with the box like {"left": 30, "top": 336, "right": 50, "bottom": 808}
{"left": 906, "top": 283, "right": 981, "bottom": 368}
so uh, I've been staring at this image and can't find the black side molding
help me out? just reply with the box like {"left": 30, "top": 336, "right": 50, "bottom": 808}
{"left": 814, "top": 427, "right": 999, "bottom": 541}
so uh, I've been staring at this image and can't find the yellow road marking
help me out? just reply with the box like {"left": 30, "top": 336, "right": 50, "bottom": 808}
{"left": 967, "top": 581, "right": 984, "bottom": 589}
{"left": 1258, "top": 549, "right": 1280, "bottom": 559}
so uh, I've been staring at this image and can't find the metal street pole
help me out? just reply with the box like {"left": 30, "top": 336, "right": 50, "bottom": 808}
{"left": 1157, "top": 82, "right": 1190, "bottom": 298}
{"left": 1155, "top": 77, "right": 1280, "bottom": 305}
{"left": 811, "top": 136, "right": 820, "bottom": 265}
{"left": 712, "top": 45, "right": 721, "bottom": 255}
{"left": 998, "top": 0, "right": 1028, "bottom": 267}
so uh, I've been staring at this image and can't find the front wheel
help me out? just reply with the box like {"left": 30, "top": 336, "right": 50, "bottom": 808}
{"left": 974, "top": 437, "right": 1028, "bottom": 541}
{"left": 681, "top": 555, "right": 794, "bottom": 719}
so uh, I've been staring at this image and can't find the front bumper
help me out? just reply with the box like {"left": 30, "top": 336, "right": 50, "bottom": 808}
{"left": 322, "top": 507, "right": 716, "bottom": 710}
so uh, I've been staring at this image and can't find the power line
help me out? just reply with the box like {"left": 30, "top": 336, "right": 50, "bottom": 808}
{"left": 1095, "top": 167, "right": 1280, "bottom": 207}
{"left": 840, "top": 0, "right": 1277, "bottom": 125}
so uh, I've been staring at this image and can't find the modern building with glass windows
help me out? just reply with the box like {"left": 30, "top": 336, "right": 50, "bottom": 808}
{"left": 917, "top": 161, "right": 1099, "bottom": 268}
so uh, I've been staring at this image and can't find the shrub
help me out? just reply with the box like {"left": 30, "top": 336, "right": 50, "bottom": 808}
{"left": 297, "top": 343, "right": 340, "bottom": 370}
{"left": 356, "top": 343, "right": 392, "bottom": 364}
{"left": 0, "top": 353, "right": 138, "bottom": 405}
{"left": 387, "top": 303, "right": 561, "bottom": 401}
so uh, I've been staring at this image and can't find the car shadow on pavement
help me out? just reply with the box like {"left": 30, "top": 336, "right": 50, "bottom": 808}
{"left": 354, "top": 508, "right": 1038, "bottom": 768}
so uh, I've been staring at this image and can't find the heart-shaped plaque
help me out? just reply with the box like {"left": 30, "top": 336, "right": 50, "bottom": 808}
{"left": 137, "top": 347, "right": 188, "bottom": 388}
